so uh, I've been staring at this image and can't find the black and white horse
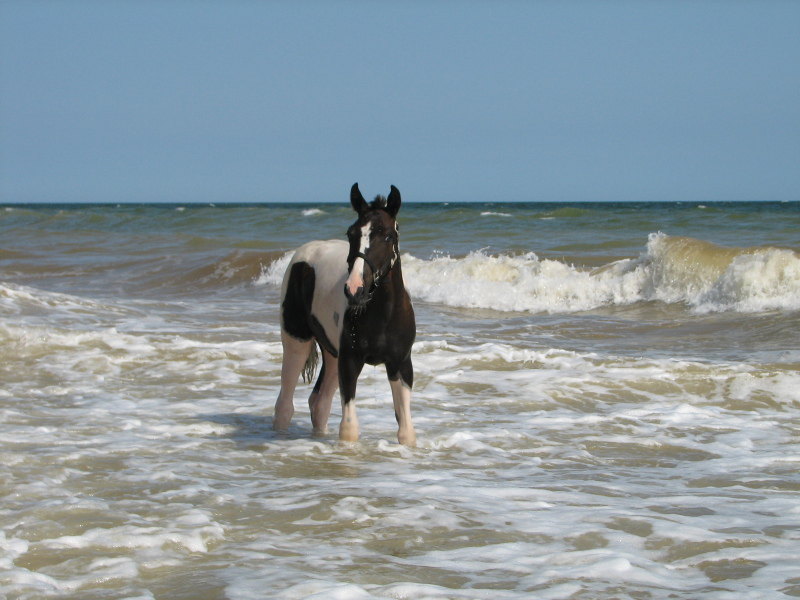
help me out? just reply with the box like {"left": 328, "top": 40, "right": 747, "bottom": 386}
{"left": 273, "top": 183, "right": 416, "bottom": 445}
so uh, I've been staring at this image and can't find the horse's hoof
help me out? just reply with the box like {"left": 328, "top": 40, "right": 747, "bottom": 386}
{"left": 338, "top": 425, "right": 360, "bottom": 443}
{"left": 397, "top": 431, "right": 417, "bottom": 447}
{"left": 272, "top": 417, "right": 291, "bottom": 431}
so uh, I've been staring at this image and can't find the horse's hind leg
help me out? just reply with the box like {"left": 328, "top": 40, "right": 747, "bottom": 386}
{"left": 273, "top": 331, "right": 314, "bottom": 431}
{"left": 308, "top": 349, "right": 338, "bottom": 435}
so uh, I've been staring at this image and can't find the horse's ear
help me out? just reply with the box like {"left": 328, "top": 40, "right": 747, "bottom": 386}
{"left": 386, "top": 185, "right": 401, "bottom": 218}
{"left": 350, "top": 183, "right": 368, "bottom": 214}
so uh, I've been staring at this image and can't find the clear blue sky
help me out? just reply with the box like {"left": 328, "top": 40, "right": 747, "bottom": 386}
{"left": 1, "top": 1, "right": 798, "bottom": 203}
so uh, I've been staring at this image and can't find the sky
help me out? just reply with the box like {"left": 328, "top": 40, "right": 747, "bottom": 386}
{"left": 1, "top": 1, "right": 798, "bottom": 204}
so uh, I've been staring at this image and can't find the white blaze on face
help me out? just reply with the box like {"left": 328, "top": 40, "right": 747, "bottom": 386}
{"left": 346, "top": 222, "right": 371, "bottom": 296}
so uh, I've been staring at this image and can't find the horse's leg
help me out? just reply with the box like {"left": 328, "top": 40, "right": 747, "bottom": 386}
{"left": 338, "top": 353, "right": 364, "bottom": 442}
{"left": 388, "top": 358, "right": 416, "bottom": 447}
{"left": 273, "top": 331, "right": 313, "bottom": 431}
{"left": 308, "top": 349, "right": 338, "bottom": 435}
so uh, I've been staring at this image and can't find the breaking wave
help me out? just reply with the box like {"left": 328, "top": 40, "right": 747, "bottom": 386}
{"left": 178, "top": 251, "right": 285, "bottom": 290}
{"left": 399, "top": 233, "right": 800, "bottom": 314}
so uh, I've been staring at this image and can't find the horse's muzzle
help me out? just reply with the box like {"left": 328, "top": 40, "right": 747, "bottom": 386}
{"left": 344, "top": 283, "right": 370, "bottom": 309}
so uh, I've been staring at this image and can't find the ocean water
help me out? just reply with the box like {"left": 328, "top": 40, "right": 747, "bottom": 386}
{"left": 1, "top": 200, "right": 799, "bottom": 599}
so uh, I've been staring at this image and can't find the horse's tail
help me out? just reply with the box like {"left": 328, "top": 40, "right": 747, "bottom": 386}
{"left": 301, "top": 344, "right": 319, "bottom": 384}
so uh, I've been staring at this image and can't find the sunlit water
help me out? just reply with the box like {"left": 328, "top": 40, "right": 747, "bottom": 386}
{"left": 1, "top": 201, "right": 799, "bottom": 599}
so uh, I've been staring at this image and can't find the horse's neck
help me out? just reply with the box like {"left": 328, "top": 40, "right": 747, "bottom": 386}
{"left": 369, "top": 261, "right": 406, "bottom": 315}
{"left": 385, "top": 259, "right": 407, "bottom": 296}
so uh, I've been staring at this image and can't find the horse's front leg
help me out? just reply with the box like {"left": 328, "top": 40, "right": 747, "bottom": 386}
{"left": 338, "top": 351, "right": 364, "bottom": 442}
{"left": 388, "top": 358, "right": 416, "bottom": 447}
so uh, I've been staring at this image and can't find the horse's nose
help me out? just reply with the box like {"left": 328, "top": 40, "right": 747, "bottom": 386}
{"left": 344, "top": 283, "right": 366, "bottom": 305}
{"left": 345, "top": 267, "right": 365, "bottom": 297}
{"left": 346, "top": 278, "right": 361, "bottom": 297}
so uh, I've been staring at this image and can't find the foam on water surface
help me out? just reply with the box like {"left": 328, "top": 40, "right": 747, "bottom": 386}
{"left": 2, "top": 202, "right": 799, "bottom": 598}
{"left": 402, "top": 233, "right": 800, "bottom": 314}
{"left": 3, "top": 305, "right": 798, "bottom": 597}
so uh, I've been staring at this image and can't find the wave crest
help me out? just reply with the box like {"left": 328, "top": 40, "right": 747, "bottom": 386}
{"left": 397, "top": 233, "right": 800, "bottom": 314}
{"left": 646, "top": 233, "right": 800, "bottom": 313}
{"left": 402, "top": 251, "right": 641, "bottom": 313}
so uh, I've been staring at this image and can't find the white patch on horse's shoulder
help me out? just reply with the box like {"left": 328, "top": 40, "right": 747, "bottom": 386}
{"left": 288, "top": 240, "right": 348, "bottom": 354}
{"left": 291, "top": 239, "right": 348, "bottom": 267}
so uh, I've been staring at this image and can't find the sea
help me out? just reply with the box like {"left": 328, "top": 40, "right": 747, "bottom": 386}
{"left": 1, "top": 200, "right": 799, "bottom": 599}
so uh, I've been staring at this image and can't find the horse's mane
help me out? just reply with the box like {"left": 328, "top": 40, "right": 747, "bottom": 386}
{"left": 370, "top": 195, "right": 387, "bottom": 209}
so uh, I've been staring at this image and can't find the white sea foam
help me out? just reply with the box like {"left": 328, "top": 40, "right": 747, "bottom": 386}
{"left": 41, "top": 511, "right": 224, "bottom": 554}
{"left": 396, "top": 233, "right": 800, "bottom": 314}
{"left": 0, "top": 281, "right": 115, "bottom": 316}
{"left": 302, "top": 208, "right": 326, "bottom": 217}
{"left": 643, "top": 232, "right": 800, "bottom": 313}
{"left": 694, "top": 247, "right": 800, "bottom": 312}
{"left": 3, "top": 327, "right": 799, "bottom": 598}
{"left": 401, "top": 250, "right": 644, "bottom": 313}
{"left": 257, "top": 250, "right": 294, "bottom": 286}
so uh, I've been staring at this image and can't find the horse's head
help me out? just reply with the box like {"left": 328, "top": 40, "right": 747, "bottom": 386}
{"left": 344, "top": 183, "right": 401, "bottom": 309}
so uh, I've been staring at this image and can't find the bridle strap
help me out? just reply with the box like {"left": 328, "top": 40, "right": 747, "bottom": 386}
{"left": 353, "top": 250, "right": 396, "bottom": 286}
{"left": 354, "top": 251, "right": 379, "bottom": 278}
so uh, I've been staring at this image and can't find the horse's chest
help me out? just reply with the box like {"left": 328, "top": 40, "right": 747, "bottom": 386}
{"left": 345, "top": 329, "right": 377, "bottom": 356}
{"left": 343, "top": 323, "right": 392, "bottom": 364}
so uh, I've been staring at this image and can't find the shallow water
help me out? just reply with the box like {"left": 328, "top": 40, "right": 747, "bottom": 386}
{"left": 1, "top": 201, "right": 799, "bottom": 599}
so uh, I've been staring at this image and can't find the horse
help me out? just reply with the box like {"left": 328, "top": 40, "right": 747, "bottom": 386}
{"left": 272, "top": 183, "right": 417, "bottom": 446}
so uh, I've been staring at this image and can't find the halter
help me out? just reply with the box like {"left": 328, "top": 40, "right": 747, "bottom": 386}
{"left": 346, "top": 247, "right": 397, "bottom": 324}
{"left": 352, "top": 248, "right": 397, "bottom": 288}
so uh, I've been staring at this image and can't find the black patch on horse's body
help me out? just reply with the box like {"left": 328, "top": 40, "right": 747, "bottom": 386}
{"left": 281, "top": 261, "right": 315, "bottom": 341}
{"left": 281, "top": 261, "right": 338, "bottom": 357}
